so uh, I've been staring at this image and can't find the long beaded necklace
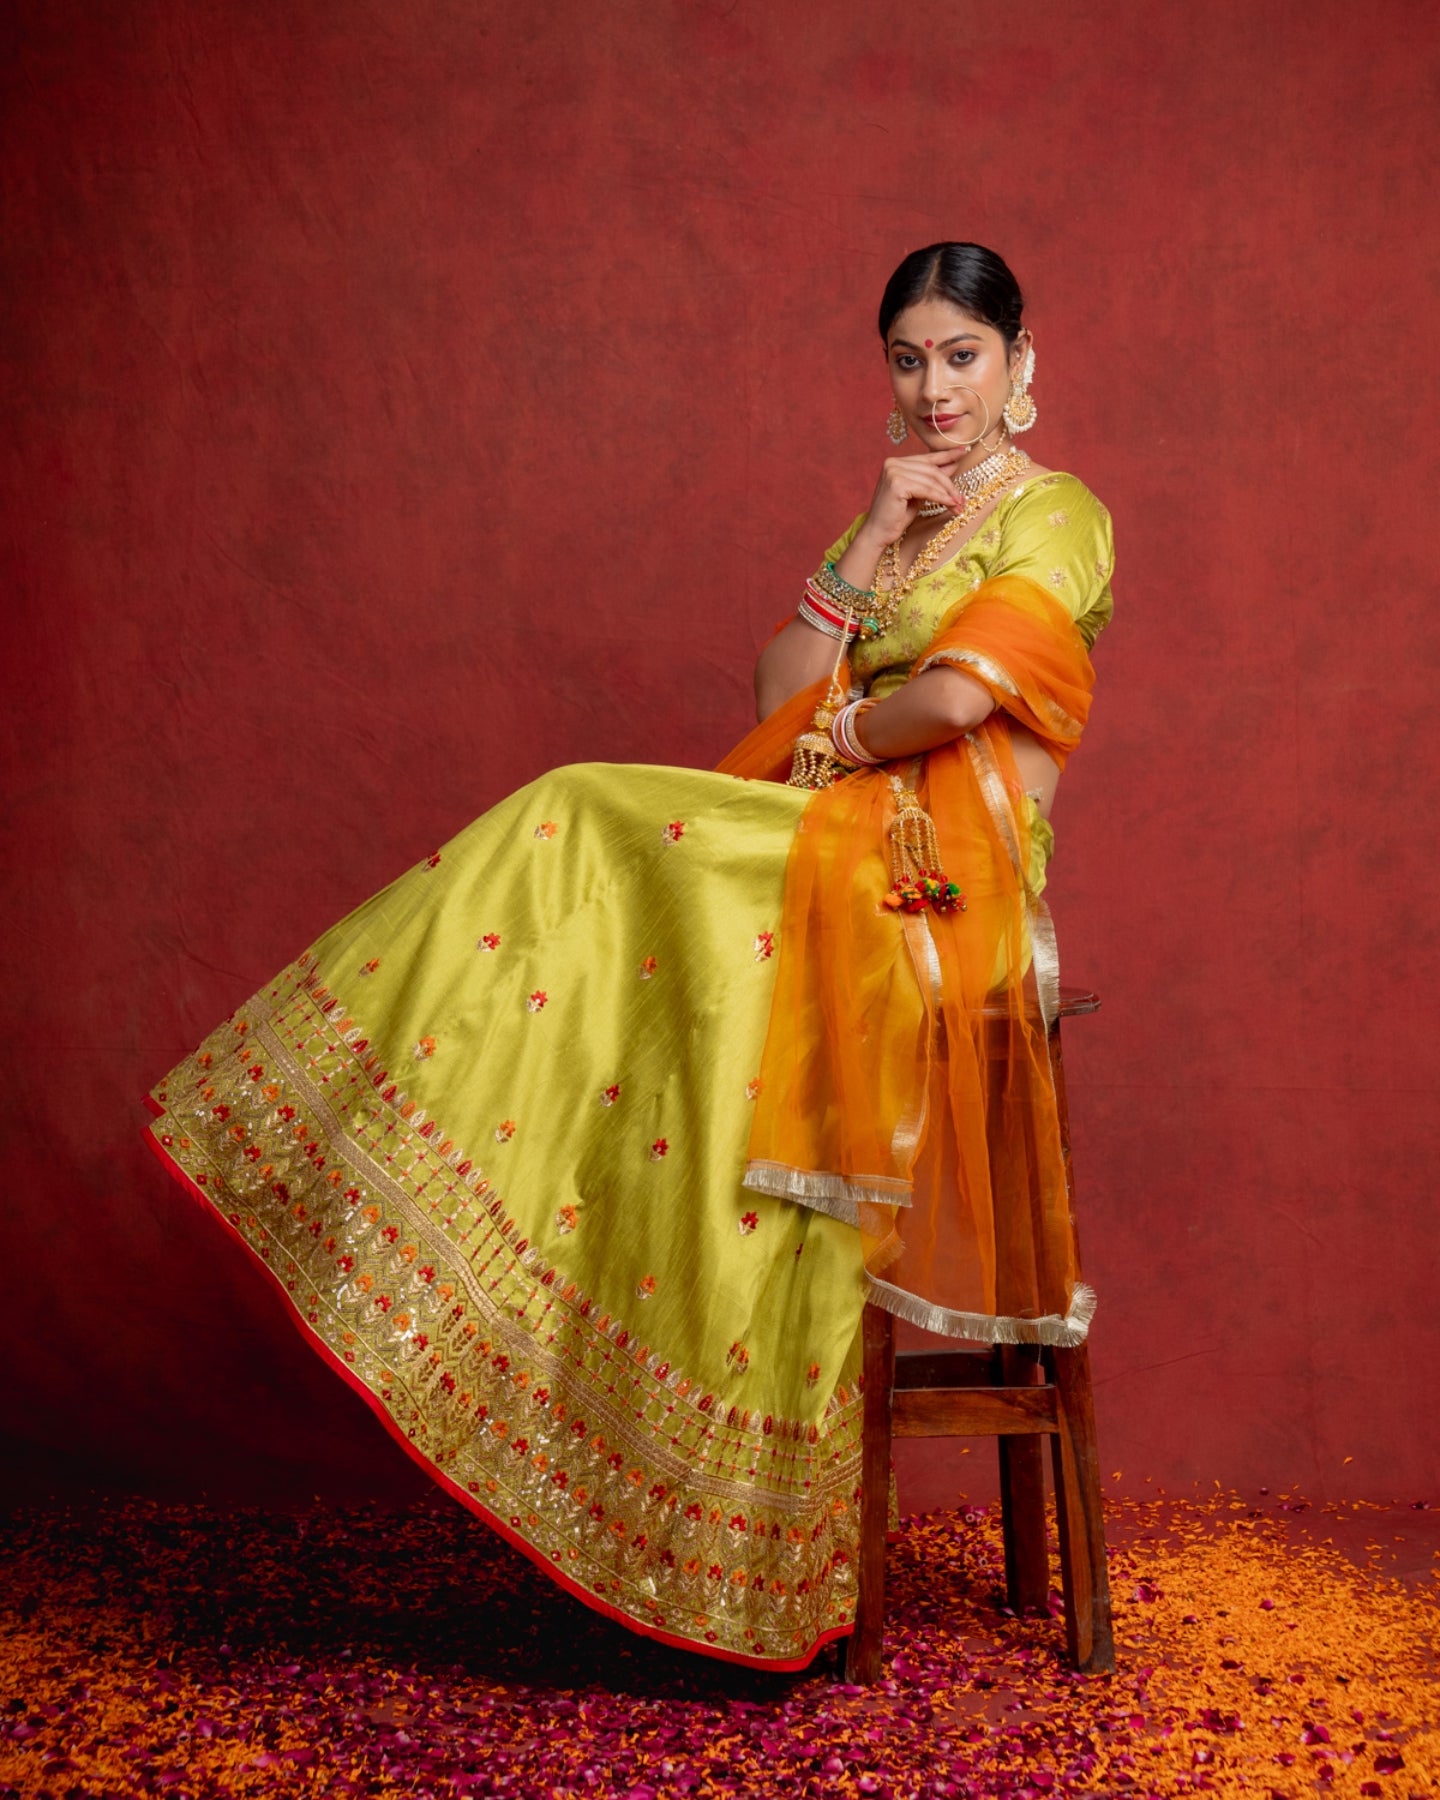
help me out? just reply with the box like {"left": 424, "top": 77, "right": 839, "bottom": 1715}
{"left": 864, "top": 444, "right": 1032, "bottom": 638}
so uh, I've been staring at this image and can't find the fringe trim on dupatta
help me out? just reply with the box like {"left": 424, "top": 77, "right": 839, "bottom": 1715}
{"left": 742, "top": 1159, "right": 913, "bottom": 1226}
{"left": 864, "top": 1274, "right": 1098, "bottom": 1347}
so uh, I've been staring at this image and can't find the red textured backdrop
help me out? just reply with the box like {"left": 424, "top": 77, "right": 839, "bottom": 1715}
{"left": 3, "top": 0, "right": 1438, "bottom": 1513}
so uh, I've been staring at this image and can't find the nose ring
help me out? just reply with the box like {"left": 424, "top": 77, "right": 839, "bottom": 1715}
{"left": 927, "top": 386, "right": 992, "bottom": 450}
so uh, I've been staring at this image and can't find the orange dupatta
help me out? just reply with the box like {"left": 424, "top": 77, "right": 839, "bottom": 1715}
{"left": 718, "top": 576, "right": 1098, "bottom": 1344}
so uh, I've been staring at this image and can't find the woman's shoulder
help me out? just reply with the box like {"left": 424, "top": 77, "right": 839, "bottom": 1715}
{"left": 821, "top": 511, "right": 870, "bottom": 564}
{"left": 1003, "top": 467, "right": 1110, "bottom": 521}
{"left": 990, "top": 467, "right": 1116, "bottom": 644}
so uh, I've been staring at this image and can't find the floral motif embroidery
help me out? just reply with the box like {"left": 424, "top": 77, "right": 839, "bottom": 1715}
{"left": 534, "top": 822, "right": 558, "bottom": 840}
{"left": 649, "top": 1137, "right": 669, "bottom": 1161}
{"left": 753, "top": 931, "right": 775, "bottom": 962}
{"left": 1047, "top": 509, "right": 1071, "bottom": 528}
{"left": 745, "top": 1077, "right": 763, "bottom": 1101}
{"left": 738, "top": 1211, "right": 759, "bottom": 1236}
{"left": 600, "top": 1083, "right": 621, "bottom": 1106}
{"left": 150, "top": 956, "right": 872, "bottom": 1664}
{"left": 661, "top": 821, "right": 685, "bottom": 844}
{"left": 636, "top": 1275, "right": 657, "bottom": 1300}
{"left": 495, "top": 1120, "right": 516, "bottom": 1143}
{"left": 1048, "top": 567, "right": 1070, "bottom": 589}
{"left": 1096, "top": 557, "right": 1111, "bottom": 579}
{"left": 526, "top": 991, "right": 548, "bottom": 1013}
{"left": 555, "top": 1204, "right": 578, "bottom": 1234}
{"left": 359, "top": 958, "right": 380, "bottom": 976}
{"left": 413, "top": 1036, "right": 437, "bottom": 1060}
{"left": 425, "top": 851, "right": 442, "bottom": 869}
{"left": 478, "top": 933, "right": 501, "bottom": 952}
{"left": 638, "top": 956, "right": 658, "bottom": 980}
{"left": 807, "top": 1361, "right": 821, "bottom": 1386}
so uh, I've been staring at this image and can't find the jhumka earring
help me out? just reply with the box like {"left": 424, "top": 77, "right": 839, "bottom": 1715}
{"left": 1002, "top": 346, "right": 1037, "bottom": 434}
{"left": 885, "top": 401, "right": 908, "bottom": 445}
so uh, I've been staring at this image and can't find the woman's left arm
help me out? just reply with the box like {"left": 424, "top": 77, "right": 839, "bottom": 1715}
{"left": 849, "top": 476, "right": 1115, "bottom": 764}
{"left": 850, "top": 665, "right": 994, "bottom": 759}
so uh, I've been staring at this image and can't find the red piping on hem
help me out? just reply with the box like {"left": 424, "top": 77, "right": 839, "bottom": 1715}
{"left": 140, "top": 1108, "right": 853, "bottom": 1675}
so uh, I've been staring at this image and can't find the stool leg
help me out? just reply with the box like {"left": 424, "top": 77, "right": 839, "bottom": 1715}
{"left": 1046, "top": 1341, "right": 1115, "bottom": 1672}
{"left": 996, "top": 1345, "right": 1050, "bottom": 1610}
{"left": 845, "top": 1304, "right": 894, "bottom": 1683}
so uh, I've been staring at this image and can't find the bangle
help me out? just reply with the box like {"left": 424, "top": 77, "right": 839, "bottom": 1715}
{"left": 831, "top": 698, "right": 884, "bottom": 767}
{"left": 798, "top": 579, "right": 860, "bottom": 641}
{"left": 813, "top": 561, "right": 878, "bottom": 610}
{"left": 798, "top": 596, "right": 854, "bottom": 642}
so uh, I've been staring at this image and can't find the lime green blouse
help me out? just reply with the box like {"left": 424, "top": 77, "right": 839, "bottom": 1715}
{"left": 824, "top": 470, "right": 1114, "bottom": 701}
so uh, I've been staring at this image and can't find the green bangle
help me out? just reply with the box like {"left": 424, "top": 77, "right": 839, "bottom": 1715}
{"left": 814, "top": 561, "right": 878, "bottom": 607}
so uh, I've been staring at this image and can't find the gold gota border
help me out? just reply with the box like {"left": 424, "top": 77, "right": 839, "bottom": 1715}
{"left": 742, "top": 1160, "right": 913, "bottom": 1220}
{"left": 271, "top": 959, "right": 868, "bottom": 1455}
{"left": 894, "top": 905, "right": 943, "bottom": 1166}
{"left": 965, "top": 731, "right": 1061, "bottom": 1032}
{"left": 1025, "top": 893, "right": 1063, "bottom": 1035}
{"left": 171, "top": 967, "right": 859, "bottom": 1464}
{"left": 149, "top": 1006, "right": 869, "bottom": 1664}
{"left": 865, "top": 1272, "right": 1098, "bottom": 1348}
{"left": 289, "top": 954, "right": 490, "bottom": 1183}
{"left": 293, "top": 1087, "right": 851, "bottom": 1482}
{"left": 918, "top": 647, "right": 1081, "bottom": 743}
{"left": 887, "top": 758, "right": 942, "bottom": 1171}
{"left": 965, "top": 730, "right": 1025, "bottom": 878}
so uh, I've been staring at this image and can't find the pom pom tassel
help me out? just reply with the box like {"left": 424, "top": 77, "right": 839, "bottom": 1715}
{"left": 882, "top": 779, "right": 967, "bottom": 916}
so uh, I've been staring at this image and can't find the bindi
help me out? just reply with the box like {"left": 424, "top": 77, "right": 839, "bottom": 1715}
{"left": 924, "top": 339, "right": 933, "bottom": 348}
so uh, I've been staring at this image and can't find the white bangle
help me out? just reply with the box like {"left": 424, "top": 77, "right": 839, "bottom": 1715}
{"left": 831, "top": 699, "right": 884, "bottom": 766}
{"left": 797, "top": 594, "right": 856, "bottom": 642}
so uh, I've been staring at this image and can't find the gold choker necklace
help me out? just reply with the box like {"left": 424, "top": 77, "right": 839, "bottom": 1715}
{"left": 914, "top": 435, "right": 1017, "bottom": 518}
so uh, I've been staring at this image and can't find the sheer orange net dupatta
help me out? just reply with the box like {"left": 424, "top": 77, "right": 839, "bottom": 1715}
{"left": 718, "top": 575, "right": 1099, "bottom": 1344}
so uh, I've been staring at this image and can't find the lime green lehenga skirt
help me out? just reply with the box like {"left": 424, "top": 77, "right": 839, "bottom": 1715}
{"left": 146, "top": 763, "right": 886, "bottom": 1668}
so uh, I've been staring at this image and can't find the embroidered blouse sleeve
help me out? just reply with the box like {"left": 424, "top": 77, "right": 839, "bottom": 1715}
{"left": 989, "top": 476, "right": 1116, "bottom": 649}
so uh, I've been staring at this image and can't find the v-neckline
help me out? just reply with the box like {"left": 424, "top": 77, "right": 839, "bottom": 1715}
{"left": 893, "top": 471, "right": 1067, "bottom": 589}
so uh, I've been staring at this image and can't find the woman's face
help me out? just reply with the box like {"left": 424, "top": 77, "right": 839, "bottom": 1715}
{"left": 885, "top": 297, "right": 1027, "bottom": 453}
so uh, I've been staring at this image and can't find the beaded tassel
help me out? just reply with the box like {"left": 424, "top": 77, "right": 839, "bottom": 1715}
{"left": 883, "top": 777, "right": 966, "bottom": 915}
{"left": 787, "top": 577, "right": 860, "bottom": 788}
{"left": 786, "top": 678, "right": 853, "bottom": 789}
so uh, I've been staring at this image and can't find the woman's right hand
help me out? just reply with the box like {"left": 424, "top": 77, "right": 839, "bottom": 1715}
{"left": 859, "top": 448, "right": 967, "bottom": 547}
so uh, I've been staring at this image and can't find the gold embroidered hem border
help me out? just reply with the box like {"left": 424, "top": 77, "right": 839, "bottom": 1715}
{"left": 146, "top": 959, "right": 866, "bottom": 1667}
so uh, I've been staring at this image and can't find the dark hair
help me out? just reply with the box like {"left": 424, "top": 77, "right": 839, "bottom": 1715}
{"left": 877, "top": 243, "right": 1024, "bottom": 346}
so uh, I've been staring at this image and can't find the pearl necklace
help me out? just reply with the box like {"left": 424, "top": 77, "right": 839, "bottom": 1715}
{"left": 914, "top": 434, "right": 1019, "bottom": 518}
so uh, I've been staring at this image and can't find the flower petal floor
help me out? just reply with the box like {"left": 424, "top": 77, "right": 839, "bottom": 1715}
{"left": 1, "top": 1490, "right": 1435, "bottom": 1798}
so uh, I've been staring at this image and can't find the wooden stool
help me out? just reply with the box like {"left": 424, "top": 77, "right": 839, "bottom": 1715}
{"left": 845, "top": 987, "right": 1115, "bottom": 1682}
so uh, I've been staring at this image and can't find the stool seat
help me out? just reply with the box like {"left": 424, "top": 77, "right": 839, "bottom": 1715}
{"left": 844, "top": 985, "right": 1115, "bottom": 1682}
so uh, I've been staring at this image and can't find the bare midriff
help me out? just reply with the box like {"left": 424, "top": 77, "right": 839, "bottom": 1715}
{"left": 1009, "top": 722, "right": 1061, "bottom": 819}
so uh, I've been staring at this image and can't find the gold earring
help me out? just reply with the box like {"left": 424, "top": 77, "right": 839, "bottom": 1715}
{"left": 885, "top": 401, "right": 908, "bottom": 445}
{"left": 1003, "top": 347, "right": 1037, "bottom": 434}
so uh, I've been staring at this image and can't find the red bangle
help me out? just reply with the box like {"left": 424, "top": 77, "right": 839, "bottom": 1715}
{"left": 798, "top": 582, "right": 860, "bottom": 640}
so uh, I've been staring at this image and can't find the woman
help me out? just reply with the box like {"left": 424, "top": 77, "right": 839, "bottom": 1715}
{"left": 145, "top": 243, "right": 1114, "bottom": 1671}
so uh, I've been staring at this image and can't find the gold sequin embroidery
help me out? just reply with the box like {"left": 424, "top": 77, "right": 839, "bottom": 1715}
{"left": 145, "top": 960, "right": 866, "bottom": 1664}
